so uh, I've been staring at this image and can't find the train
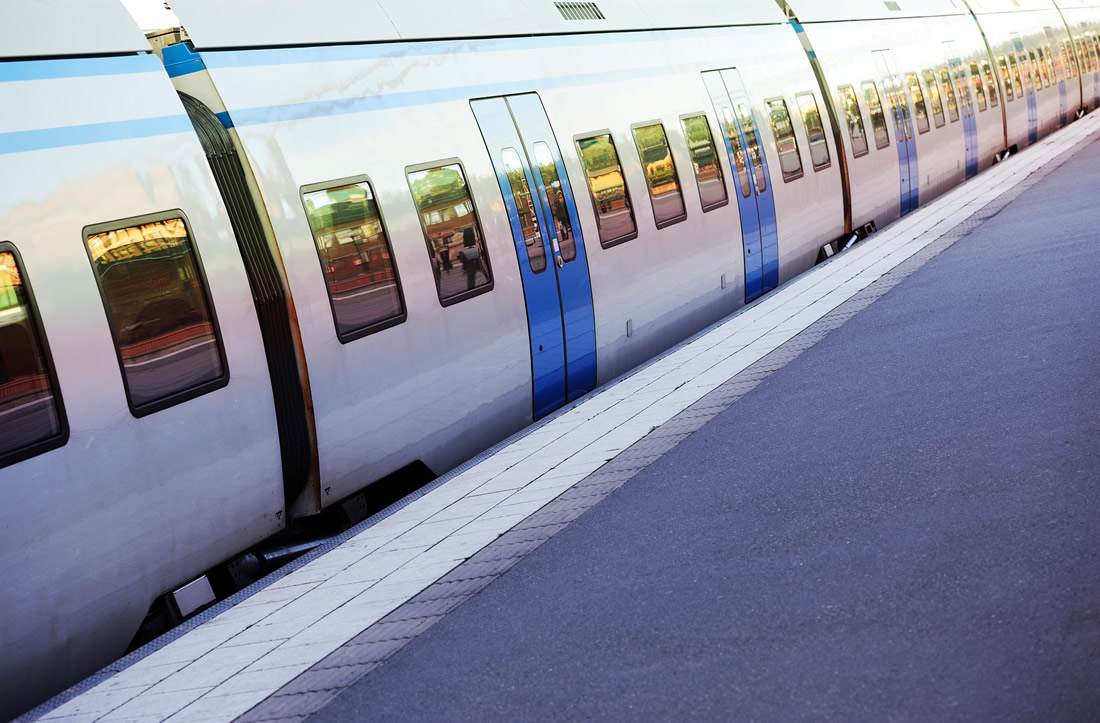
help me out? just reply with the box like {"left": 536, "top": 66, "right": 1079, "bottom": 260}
{"left": 3, "top": 0, "right": 1099, "bottom": 716}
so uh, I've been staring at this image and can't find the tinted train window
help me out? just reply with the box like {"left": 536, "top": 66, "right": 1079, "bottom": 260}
{"left": 0, "top": 245, "right": 66, "bottom": 465}
{"left": 939, "top": 67, "right": 960, "bottom": 122}
{"left": 632, "top": 123, "right": 686, "bottom": 228}
{"left": 980, "top": 59, "right": 999, "bottom": 107}
{"left": 766, "top": 98, "right": 803, "bottom": 182}
{"left": 576, "top": 133, "right": 637, "bottom": 247}
{"left": 532, "top": 142, "right": 577, "bottom": 263}
{"left": 738, "top": 104, "right": 768, "bottom": 193}
{"left": 968, "top": 61, "right": 987, "bottom": 110}
{"left": 795, "top": 92, "right": 830, "bottom": 170}
{"left": 679, "top": 115, "right": 728, "bottom": 211}
{"left": 84, "top": 215, "right": 226, "bottom": 415}
{"left": 905, "top": 73, "right": 930, "bottom": 134}
{"left": 407, "top": 161, "right": 492, "bottom": 303}
{"left": 1009, "top": 54, "right": 1025, "bottom": 96}
{"left": 997, "top": 56, "right": 1015, "bottom": 101}
{"left": 921, "top": 70, "right": 946, "bottom": 127}
{"left": 718, "top": 105, "right": 752, "bottom": 198}
{"left": 836, "top": 85, "right": 869, "bottom": 157}
{"left": 1032, "top": 48, "right": 1048, "bottom": 88}
{"left": 301, "top": 177, "right": 406, "bottom": 341}
{"left": 862, "top": 81, "right": 891, "bottom": 149}
{"left": 500, "top": 149, "right": 547, "bottom": 273}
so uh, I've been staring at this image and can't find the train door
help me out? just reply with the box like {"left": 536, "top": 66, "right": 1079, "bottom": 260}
{"left": 946, "top": 43, "right": 979, "bottom": 179}
{"left": 873, "top": 50, "right": 919, "bottom": 214}
{"left": 701, "top": 69, "right": 778, "bottom": 302}
{"left": 1013, "top": 36, "right": 1040, "bottom": 145}
{"left": 471, "top": 94, "right": 597, "bottom": 420}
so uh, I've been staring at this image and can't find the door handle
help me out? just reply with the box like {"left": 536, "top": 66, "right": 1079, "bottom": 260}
{"left": 556, "top": 254, "right": 564, "bottom": 268}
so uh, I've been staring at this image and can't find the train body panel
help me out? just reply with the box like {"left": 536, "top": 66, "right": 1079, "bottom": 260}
{"left": 2, "top": 1, "right": 1094, "bottom": 717}
{"left": 0, "top": 55, "right": 285, "bottom": 716}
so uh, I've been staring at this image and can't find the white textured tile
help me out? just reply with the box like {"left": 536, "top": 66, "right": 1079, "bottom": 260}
{"left": 166, "top": 689, "right": 270, "bottom": 723}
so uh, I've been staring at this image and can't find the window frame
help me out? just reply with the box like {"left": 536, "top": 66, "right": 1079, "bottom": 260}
{"left": 0, "top": 240, "right": 69, "bottom": 468}
{"left": 904, "top": 73, "right": 931, "bottom": 135}
{"left": 862, "top": 80, "right": 892, "bottom": 150}
{"left": 836, "top": 84, "right": 870, "bottom": 159}
{"left": 921, "top": 69, "right": 946, "bottom": 128}
{"left": 765, "top": 96, "right": 805, "bottom": 183}
{"left": 405, "top": 157, "right": 495, "bottom": 307}
{"left": 678, "top": 112, "right": 729, "bottom": 213}
{"left": 630, "top": 119, "right": 688, "bottom": 230}
{"left": 573, "top": 129, "right": 639, "bottom": 249}
{"left": 81, "top": 210, "right": 230, "bottom": 418}
{"left": 300, "top": 174, "right": 408, "bottom": 343}
{"left": 794, "top": 91, "right": 832, "bottom": 171}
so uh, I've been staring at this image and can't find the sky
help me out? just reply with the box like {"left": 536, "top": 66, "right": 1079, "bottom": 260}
{"left": 119, "top": 0, "right": 180, "bottom": 30}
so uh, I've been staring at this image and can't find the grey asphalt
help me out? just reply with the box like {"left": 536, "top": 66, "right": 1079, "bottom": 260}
{"left": 311, "top": 140, "right": 1100, "bottom": 721}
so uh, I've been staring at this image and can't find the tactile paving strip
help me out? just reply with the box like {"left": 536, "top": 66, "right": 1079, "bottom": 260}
{"left": 234, "top": 138, "right": 1098, "bottom": 723}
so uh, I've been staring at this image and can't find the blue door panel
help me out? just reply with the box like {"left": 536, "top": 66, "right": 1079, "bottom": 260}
{"left": 506, "top": 94, "right": 597, "bottom": 401}
{"left": 720, "top": 68, "right": 780, "bottom": 293}
{"left": 471, "top": 98, "right": 566, "bottom": 418}
{"left": 702, "top": 72, "right": 763, "bottom": 302}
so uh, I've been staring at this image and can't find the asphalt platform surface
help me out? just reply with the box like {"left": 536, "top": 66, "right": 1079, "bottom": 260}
{"left": 312, "top": 141, "right": 1100, "bottom": 721}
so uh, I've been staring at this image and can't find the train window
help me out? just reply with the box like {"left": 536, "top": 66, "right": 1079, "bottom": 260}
{"left": 679, "top": 114, "right": 728, "bottom": 211}
{"left": 1077, "top": 39, "right": 1091, "bottom": 74}
{"left": 979, "top": 59, "right": 999, "bottom": 107}
{"left": 862, "top": 81, "right": 891, "bottom": 149}
{"left": 631, "top": 123, "right": 687, "bottom": 228}
{"left": 407, "top": 161, "right": 492, "bottom": 303}
{"left": 1034, "top": 48, "right": 1049, "bottom": 88}
{"left": 1029, "top": 49, "right": 1044, "bottom": 88}
{"left": 836, "top": 85, "right": 869, "bottom": 158}
{"left": 1060, "top": 41, "right": 1075, "bottom": 78}
{"left": 766, "top": 98, "right": 803, "bottom": 182}
{"left": 737, "top": 104, "right": 768, "bottom": 193}
{"left": 84, "top": 214, "right": 227, "bottom": 416}
{"left": 718, "top": 106, "right": 752, "bottom": 198}
{"left": 997, "top": 56, "right": 1015, "bottom": 101}
{"left": 500, "top": 148, "right": 547, "bottom": 273}
{"left": 575, "top": 133, "right": 638, "bottom": 247}
{"left": 904, "top": 73, "right": 930, "bottom": 134}
{"left": 795, "top": 92, "right": 831, "bottom": 170}
{"left": 1009, "top": 54, "right": 1025, "bottom": 97}
{"left": 921, "top": 70, "right": 946, "bottom": 127}
{"left": 532, "top": 142, "right": 577, "bottom": 263}
{"left": 301, "top": 177, "right": 407, "bottom": 341}
{"left": 968, "top": 61, "right": 987, "bottom": 111}
{"left": 0, "top": 244, "right": 67, "bottom": 466}
{"left": 938, "top": 67, "right": 960, "bottom": 122}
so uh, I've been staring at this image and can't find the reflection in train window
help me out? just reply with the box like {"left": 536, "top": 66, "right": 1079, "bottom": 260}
{"left": 576, "top": 133, "right": 637, "bottom": 247}
{"left": 1032, "top": 48, "right": 1047, "bottom": 88}
{"left": 968, "top": 61, "right": 987, "bottom": 111}
{"left": 939, "top": 67, "right": 960, "bottom": 122}
{"left": 407, "top": 161, "right": 492, "bottom": 303}
{"left": 1075, "top": 39, "right": 1089, "bottom": 74}
{"left": 979, "top": 59, "right": 999, "bottom": 106}
{"left": 862, "top": 81, "right": 891, "bottom": 149}
{"left": 501, "top": 148, "right": 547, "bottom": 273}
{"left": 84, "top": 214, "right": 226, "bottom": 415}
{"left": 0, "top": 246, "right": 66, "bottom": 465}
{"left": 302, "top": 177, "right": 406, "bottom": 341}
{"left": 738, "top": 104, "right": 767, "bottom": 193}
{"left": 997, "top": 56, "right": 1015, "bottom": 101}
{"left": 905, "top": 73, "right": 930, "bottom": 134}
{"left": 795, "top": 92, "right": 830, "bottom": 169}
{"left": 1009, "top": 54, "right": 1025, "bottom": 97}
{"left": 718, "top": 105, "right": 752, "bottom": 198}
{"left": 766, "top": 98, "right": 803, "bottom": 182}
{"left": 632, "top": 123, "right": 686, "bottom": 228}
{"left": 532, "top": 142, "right": 577, "bottom": 263}
{"left": 836, "top": 85, "right": 869, "bottom": 157}
{"left": 679, "top": 114, "right": 728, "bottom": 211}
{"left": 921, "top": 70, "right": 946, "bottom": 127}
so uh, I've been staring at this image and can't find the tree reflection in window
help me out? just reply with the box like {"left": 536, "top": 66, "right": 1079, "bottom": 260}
{"left": 500, "top": 149, "right": 546, "bottom": 273}
{"left": 679, "top": 115, "right": 727, "bottom": 210}
{"left": 767, "top": 98, "right": 803, "bottom": 181}
{"left": 303, "top": 179, "right": 405, "bottom": 339}
{"left": 576, "top": 134, "right": 637, "bottom": 247}
{"left": 837, "top": 85, "right": 869, "bottom": 157}
{"left": 631, "top": 123, "right": 686, "bottom": 228}
{"left": 407, "top": 162, "right": 491, "bottom": 301}
{"left": 0, "top": 249, "right": 64, "bottom": 460}
{"left": 85, "top": 216, "right": 225, "bottom": 412}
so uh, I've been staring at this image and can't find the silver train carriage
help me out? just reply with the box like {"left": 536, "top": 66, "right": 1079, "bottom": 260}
{"left": 2, "top": 0, "right": 1099, "bottom": 716}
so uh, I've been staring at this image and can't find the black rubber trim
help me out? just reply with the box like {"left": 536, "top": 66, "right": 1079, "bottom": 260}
{"left": 180, "top": 94, "right": 312, "bottom": 502}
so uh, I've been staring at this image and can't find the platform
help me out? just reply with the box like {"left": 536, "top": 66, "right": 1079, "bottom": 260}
{"left": 28, "top": 111, "right": 1100, "bottom": 722}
